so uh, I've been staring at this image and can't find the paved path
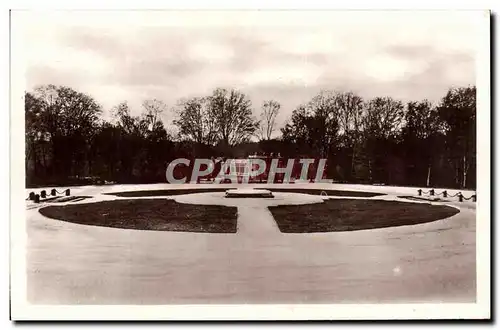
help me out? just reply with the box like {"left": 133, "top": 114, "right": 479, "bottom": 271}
{"left": 237, "top": 206, "right": 280, "bottom": 236}
{"left": 23, "top": 184, "right": 477, "bottom": 304}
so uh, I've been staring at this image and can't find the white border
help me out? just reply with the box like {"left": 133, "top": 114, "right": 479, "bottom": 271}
{"left": 8, "top": 9, "right": 491, "bottom": 321}
{"left": 474, "top": 8, "right": 491, "bottom": 320}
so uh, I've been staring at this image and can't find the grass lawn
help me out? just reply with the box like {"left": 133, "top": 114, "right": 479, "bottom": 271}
{"left": 106, "top": 188, "right": 383, "bottom": 198}
{"left": 269, "top": 199, "right": 460, "bottom": 233}
{"left": 39, "top": 199, "right": 237, "bottom": 233}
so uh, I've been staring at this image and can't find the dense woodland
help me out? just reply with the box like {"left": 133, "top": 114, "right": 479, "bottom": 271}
{"left": 25, "top": 84, "right": 476, "bottom": 189}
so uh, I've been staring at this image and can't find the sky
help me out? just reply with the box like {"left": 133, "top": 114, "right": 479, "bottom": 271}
{"left": 17, "top": 10, "right": 481, "bottom": 132}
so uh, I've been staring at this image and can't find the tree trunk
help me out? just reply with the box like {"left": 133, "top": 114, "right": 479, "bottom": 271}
{"left": 368, "top": 160, "right": 372, "bottom": 182}
{"left": 88, "top": 158, "right": 92, "bottom": 177}
{"left": 462, "top": 155, "right": 468, "bottom": 189}
{"left": 426, "top": 164, "right": 431, "bottom": 187}
{"left": 31, "top": 141, "right": 38, "bottom": 177}
{"left": 41, "top": 144, "right": 48, "bottom": 175}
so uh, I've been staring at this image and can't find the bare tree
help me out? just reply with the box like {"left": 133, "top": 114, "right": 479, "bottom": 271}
{"left": 307, "top": 90, "right": 340, "bottom": 157}
{"left": 173, "top": 97, "right": 218, "bottom": 145}
{"left": 281, "top": 91, "right": 340, "bottom": 158}
{"left": 334, "top": 91, "right": 364, "bottom": 147}
{"left": 362, "top": 97, "right": 405, "bottom": 139}
{"left": 112, "top": 101, "right": 135, "bottom": 133}
{"left": 142, "top": 98, "right": 167, "bottom": 130}
{"left": 207, "top": 88, "right": 258, "bottom": 146}
{"left": 257, "top": 100, "right": 280, "bottom": 140}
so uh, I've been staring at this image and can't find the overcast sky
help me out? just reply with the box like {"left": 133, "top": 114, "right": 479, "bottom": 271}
{"left": 19, "top": 11, "right": 480, "bottom": 130}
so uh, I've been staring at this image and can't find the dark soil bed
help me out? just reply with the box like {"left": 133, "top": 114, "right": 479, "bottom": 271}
{"left": 268, "top": 188, "right": 383, "bottom": 197}
{"left": 39, "top": 199, "right": 237, "bottom": 233}
{"left": 106, "top": 188, "right": 384, "bottom": 198}
{"left": 398, "top": 195, "right": 446, "bottom": 202}
{"left": 269, "top": 199, "right": 459, "bottom": 233}
{"left": 106, "top": 188, "right": 226, "bottom": 197}
{"left": 48, "top": 196, "right": 93, "bottom": 203}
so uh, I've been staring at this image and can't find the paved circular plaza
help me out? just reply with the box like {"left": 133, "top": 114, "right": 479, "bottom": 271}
{"left": 25, "top": 183, "right": 476, "bottom": 304}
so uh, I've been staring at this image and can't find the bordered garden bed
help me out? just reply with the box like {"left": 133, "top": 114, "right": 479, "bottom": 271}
{"left": 39, "top": 199, "right": 237, "bottom": 233}
{"left": 268, "top": 199, "right": 459, "bottom": 233}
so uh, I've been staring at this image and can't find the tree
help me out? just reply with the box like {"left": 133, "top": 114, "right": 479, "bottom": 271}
{"left": 142, "top": 120, "right": 175, "bottom": 182}
{"left": 173, "top": 97, "right": 218, "bottom": 146}
{"left": 330, "top": 91, "right": 364, "bottom": 181}
{"left": 437, "top": 86, "right": 476, "bottom": 188}
{"left": 360, "top": 97, "right": 404, "bottom": 183}
{"left": 142, "top": 98, "right": 167, "bottom": 131}
{"left": 25, "top": 92, "right": 49, "bottom": 179}
{"left": 111, "top": 101, "right": 148, "bottom": 181}
{"left": 91, "top": 122, "right": 122, "bottom": 180}
{"left": 281, "top": 91, "right": 340, "bottom": 158}
{"left": 207, "top": 88, "right": 258, "bottom": 147}
{"left": 363, "top": 97, "right": 404, "bottom": 139}
{"left": 402, "top": 100, "right": 443, "bottom": 186}
{"left": 281, "top": 106, "right": 311, "bottom": 155}
{"left": 113, "top": 101, "right": 149, "bottom": 136}
{"left": 25, "top": 83, "right": 477, "bottom": 189}
{"left": 307, "top": 91, "right": 341, "bottom": 158}
{"left": 28, "top": 85, "right": 102, "bottom": 179}
{"left": 335, "top": 91, "right": 364, "bottom": 148}
{"left": 257, "top": 100, "right": 280, "bottom": 140}
{"left": 91, "top": 107, "right": 175, "bottom": 183}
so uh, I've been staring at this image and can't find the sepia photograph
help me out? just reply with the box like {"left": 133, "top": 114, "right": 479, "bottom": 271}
{"left": 9, "top": 9, "right": 490, "bottom": 320}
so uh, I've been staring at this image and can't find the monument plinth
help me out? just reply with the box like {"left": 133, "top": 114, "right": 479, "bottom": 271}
{"left": 225, "top": 188, "right": 274, "bottom": 198}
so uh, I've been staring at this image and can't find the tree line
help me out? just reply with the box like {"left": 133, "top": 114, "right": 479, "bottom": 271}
{"left": 25, "top": 84, "right": 476, "bottom": 189}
